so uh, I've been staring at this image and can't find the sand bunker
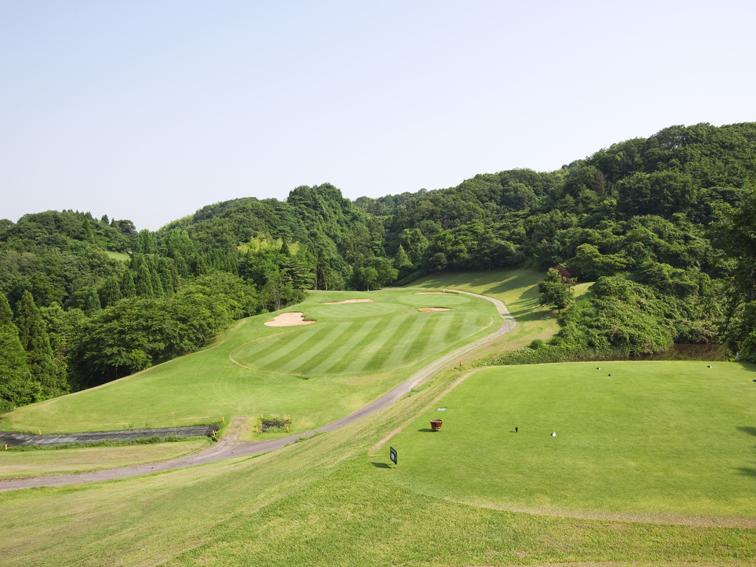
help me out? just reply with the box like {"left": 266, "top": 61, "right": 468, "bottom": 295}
{"left": 324, "top": 298, "right": 374, "bottom": 305}
{"left": 264, "top": 312, "right": 315, "bottom": 327}
{"left": 417, "top": 307, "right": 451, "bottom": 313}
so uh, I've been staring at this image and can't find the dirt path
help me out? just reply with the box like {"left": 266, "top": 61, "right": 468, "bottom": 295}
{"left": 0, "top": 291, "right": 514, "bottom": 492}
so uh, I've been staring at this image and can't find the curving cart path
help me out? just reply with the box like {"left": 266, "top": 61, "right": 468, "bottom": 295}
{"left": 0, "top": 291, "right": 514, "bottom": 492}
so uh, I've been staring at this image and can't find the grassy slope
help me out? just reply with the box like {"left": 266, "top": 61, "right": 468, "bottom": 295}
{"left": 0, "top": 439, "right": 208, "bottom": 480}
{"left": 0, "top": 288, "right": 498, "bottom": 434}
{"left": 414, "top": 269, "right": 560, "bottom": 361}
{"left": 0, "top": 361, "right": 752, "bottom": 566}
{"left": 103, "top": 251, "right": 130, "bottom": 263}
{"left": 1, "top": 270, "right": 752, "bottom": 565}
{"left": 387, "top": 361, "right": 756, "bottom": 518}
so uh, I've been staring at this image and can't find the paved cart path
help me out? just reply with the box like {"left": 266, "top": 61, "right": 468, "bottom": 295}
{"left": 0, "top": 290, "right": 514, "bottom": 492}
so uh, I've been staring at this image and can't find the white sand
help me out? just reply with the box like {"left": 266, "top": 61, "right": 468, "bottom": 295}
{"left": 323, "top": 298, "right": 374, "bottom": 305}
{"left": 264, "top": 312, "right": 315, "bottom": 327}
{"left": 417, "top": 307, "right": 451, "bottom": 312}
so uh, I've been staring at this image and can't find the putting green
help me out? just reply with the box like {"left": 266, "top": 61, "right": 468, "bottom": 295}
{"left": 0, "top": 288, "right": 500, "bottom": 434}
{"left": 387, "top": 361, "right": 756, "bottom": 520}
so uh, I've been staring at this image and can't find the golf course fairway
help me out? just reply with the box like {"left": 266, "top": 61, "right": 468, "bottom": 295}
{"left": 0, "top": 288, "right": 499, "bottom": 434}
{"left": 386, "top": 361, "right": 756, "bottom": 521}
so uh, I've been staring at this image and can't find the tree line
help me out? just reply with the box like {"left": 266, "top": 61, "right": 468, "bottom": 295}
{"left": 1, "top": 122, "right": 754, "bottom": 410}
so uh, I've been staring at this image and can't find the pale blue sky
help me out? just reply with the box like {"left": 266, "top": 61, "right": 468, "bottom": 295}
{"left": 2, "top": 0, "right": 754, "bottom": 229}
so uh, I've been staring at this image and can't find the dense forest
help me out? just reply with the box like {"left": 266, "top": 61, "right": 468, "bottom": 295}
{"left": 1, "top": 122, "right": 754, "bottom": 411}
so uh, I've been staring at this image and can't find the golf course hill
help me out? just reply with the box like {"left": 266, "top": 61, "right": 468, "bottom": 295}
{"left": 0, "top": 120, "right": 754, "bottom": 565}
{"left": 0, "top": 269, "right": 753, "bottom": 566}
{"left": 0, "top": 287, "right": 501, "bottom": 434}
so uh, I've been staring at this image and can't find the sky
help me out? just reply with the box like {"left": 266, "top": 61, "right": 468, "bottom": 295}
{"left": 1, "top": 1, "right": 754, "bottom": 229}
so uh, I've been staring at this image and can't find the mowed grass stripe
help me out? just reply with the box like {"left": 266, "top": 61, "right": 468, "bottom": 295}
{"left": 362, "top": 313, "right": 416, "bottom": 372}
{"left": 307, "top": 317, "right": 377, "bottom": 375}
{"left": 251, "top": 327, "right": 320, "bottom": 368}
{"left": 444, "top": 313, "right": 465, "bottom": 343}
{"left": 433, "top": 313, "right": 455, "bottom": 349}
{"left": 382, "top": 315, "right": 427, "bottom": 367}
{"left": 455, "top": 313, "right": 481, "bottom": 343}
{"left": 357, "top": 313, "right": 411, "bottom": 367}
{"left": 290, "top": 320, "right": 363, "bottom": 375}
{"left": 271, "top": 323, "right": 342, "bottom": 374}
{"left": 400, "top": 315, "right": 440, "bottom": 363}
{"left": 322, "top": 317, "right": 385, "bottom": 375}
{"left": 259, "top": 325, "right": 337, "bottom": 372}
{"left": 234, "top": 332, "right": 292, "bottom": 364}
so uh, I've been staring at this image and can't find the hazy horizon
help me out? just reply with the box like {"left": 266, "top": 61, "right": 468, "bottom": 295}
{"left": 2, "top": 1, "right": 755, "bottom": 230}
{"left": 1, "top": 119, "right": 749, "bottom": 231}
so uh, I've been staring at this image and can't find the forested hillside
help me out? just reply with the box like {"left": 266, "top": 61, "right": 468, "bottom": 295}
{"left": 1, "top": 122, "right": 754, "bottom": 411}
{"left": 358, "top": 123, "right": 755, "bottom": 364}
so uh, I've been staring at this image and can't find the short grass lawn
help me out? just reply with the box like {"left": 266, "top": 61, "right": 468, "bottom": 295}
{"left": 414, "top": 269, "right": 562, "bottom": 357}
{"left": 0, "top": 288, "right": 499, "bottom": 434}
{"left": 386, "top": 361, "right": 756, "bottom": 519}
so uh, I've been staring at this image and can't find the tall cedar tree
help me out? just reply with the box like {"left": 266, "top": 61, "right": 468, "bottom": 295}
{"left": 0, "top": 294, "right": 34, "bottom": 409}
{"left": 14, "top": 291, "right": 69, "bottom": 398}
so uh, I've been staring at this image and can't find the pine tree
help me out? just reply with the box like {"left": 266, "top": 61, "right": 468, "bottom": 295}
{"left": 83, "top": 287, "right": 102, "bottom": 313}
{"left": 157, "top": 258, "right": 178, "bottom": 294}
{"left": 121, "top": 270, "right": 136, "bottom": 298}
{"left": 136, "top": 230, "right": 157, "bottom": 254}
{"left": 135, "top": 262, "right": 155, "bottom": 297}
{"left": 394, "top": 244, "right": 412, "bottom": 273}
{"left": 194, "top": 254, "right": 209, "bottom": 275}
{"left": 152, "top": 265, "right": 165, "bottom": 296}
{"left": 99, "top": 275, "right": 122, "bottom": 307}
{"left": 14, "top": 291, "right": 68, "bottom": 399}
{"left": 0, "top": 294, "right": 34, "bottom": 408}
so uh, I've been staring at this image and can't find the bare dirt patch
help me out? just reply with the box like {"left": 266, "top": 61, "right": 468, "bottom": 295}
{"left": 259, "top": 417, "right": 291, "bottom": 433}
{"left": 418, "top": 307, "right": 451, "bottom": 312}
{"left": 264, "top": 312, "right": 315, "bottom": 327}
{"left": 323, "top": 298, "right": 374, "bottom": 305}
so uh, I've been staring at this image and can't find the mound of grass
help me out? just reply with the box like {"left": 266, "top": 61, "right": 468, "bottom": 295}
{"left": 387, "top": 361, "right": 756, "bottom": 519}
{"left": 0, "top": 288, "right": 499, "bottom": 434}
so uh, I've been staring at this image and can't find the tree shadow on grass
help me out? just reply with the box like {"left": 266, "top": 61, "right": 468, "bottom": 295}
{"left": 736, "top": 426, "right": 756, "bottom": 437}
{"left": 735, "top": 467, "right": 756, "bottom": 477}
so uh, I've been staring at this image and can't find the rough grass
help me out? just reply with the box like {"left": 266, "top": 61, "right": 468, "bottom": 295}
{"left": 170, "top": 459, "right": 755, "bottom": 567}
{"left": 0, "top": 288, "right": 499, "bottom": 434}
{"left": 0, "top": 272, "right": 751, "bottom": 565}
{"left": 0, "top": 360, "right": 752, "bottom": 566}
{"left": 0, "top": 438, "right": 208, "bottom": 480}
{"left": 387, "top": 361, "right": 756, "bottom": 520}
